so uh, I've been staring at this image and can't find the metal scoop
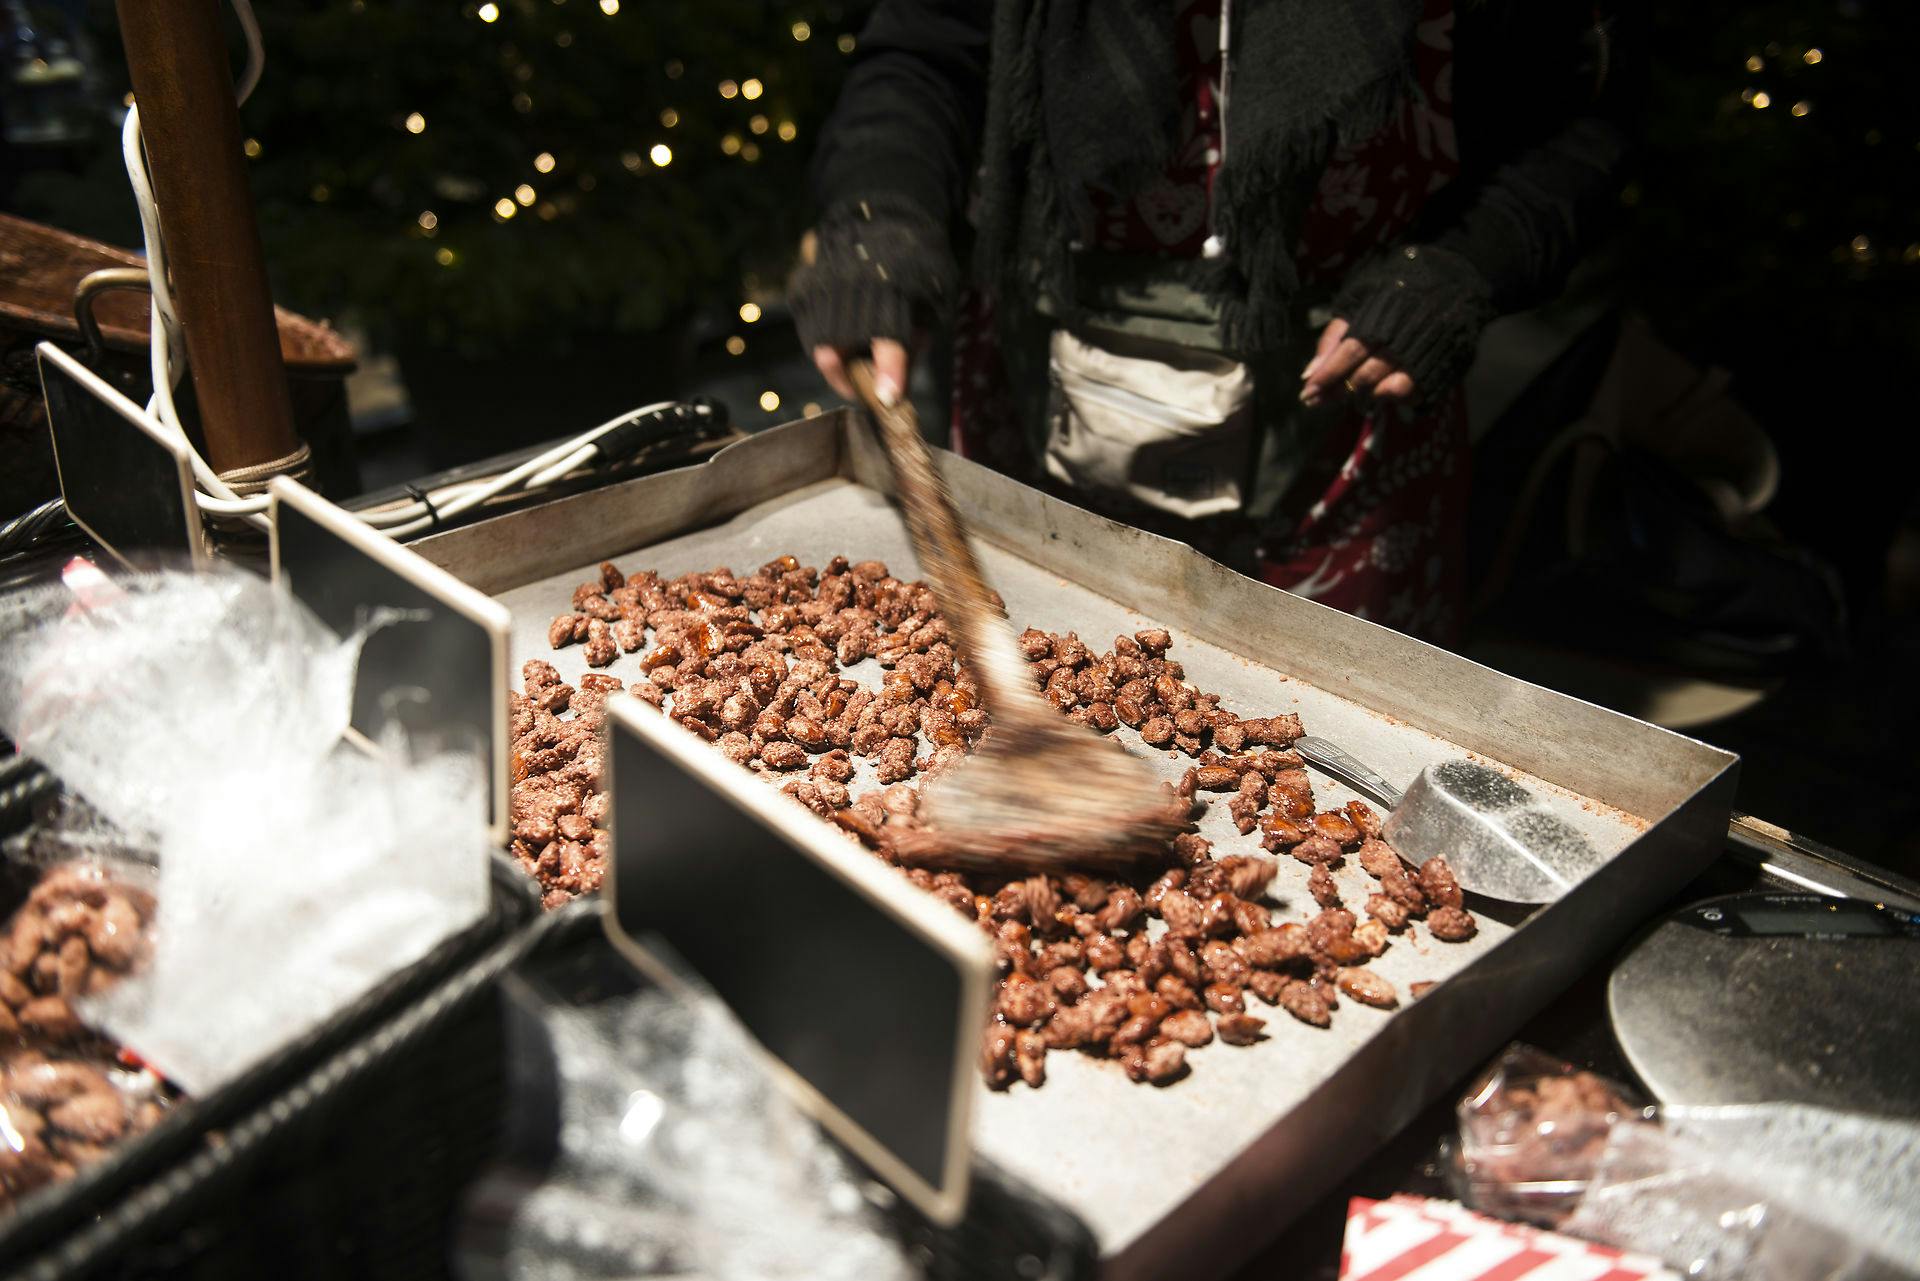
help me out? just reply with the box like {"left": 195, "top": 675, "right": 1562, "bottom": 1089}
{"left": 849, "top": 361, "right": 1181, "bottom": 875}
{"left": 1294, "top": 736, "right": 1605, "bottom": 903}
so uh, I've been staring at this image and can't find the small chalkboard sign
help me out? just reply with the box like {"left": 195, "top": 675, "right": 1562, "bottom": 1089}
{"left": 602, "top": 694, "right": 992, "bottom": 1227}
{"left": 37, "top": 342, "right": 208, "bottom": 570}
{"left": 268, "top": 478, "right": 511, "bottom": 844}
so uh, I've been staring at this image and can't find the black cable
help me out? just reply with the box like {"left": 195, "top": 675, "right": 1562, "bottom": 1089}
{"left": 403, "top": 483, "right": 442, "bottom": 532}
{"left": 0, "top": 498, "right": 72, "bottom": 556}
{"left": 589, "top": 397, "right": 729, "bottom": 467}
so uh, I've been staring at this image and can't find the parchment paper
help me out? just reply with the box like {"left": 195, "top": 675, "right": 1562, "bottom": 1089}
{"left": 494, "top": 477, "right": 1645, "bottom": 1256}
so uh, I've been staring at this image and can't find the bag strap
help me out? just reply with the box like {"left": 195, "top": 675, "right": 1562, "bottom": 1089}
{"left": 1203, "top": 0, "right": 1233, "bottom": 261}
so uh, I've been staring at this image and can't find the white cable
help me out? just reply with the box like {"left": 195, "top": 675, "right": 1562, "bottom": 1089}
{"left": 526, "top": 445, "right": 596, "bottom": 490}
{"left": 114, "top": 1, "right": 272, "bottom": 528}
{"left": 230, "top": 0, "right": 264, "bottom": 106}
{"left": 121, "top": 109, "right": 179, "bottom": 357}
{"left": 113, "top": 1, "right": 699, "bottom": 541}
{"left": 367, "top": 401, "right": 682, "bottom": 539}
{"left": 124, "top": 106, "right": 271, "bottom": 527}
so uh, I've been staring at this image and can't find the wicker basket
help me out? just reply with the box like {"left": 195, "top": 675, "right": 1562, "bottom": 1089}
{"left": 0, "top": 766, "right": 542, "bottom": 1279}
{"left": 0, "top": 211, "right": 360, "bottom": 519}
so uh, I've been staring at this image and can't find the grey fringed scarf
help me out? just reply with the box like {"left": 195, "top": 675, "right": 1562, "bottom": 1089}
{"left": 975, "top": 0, "right": 1423, "bottom": 354}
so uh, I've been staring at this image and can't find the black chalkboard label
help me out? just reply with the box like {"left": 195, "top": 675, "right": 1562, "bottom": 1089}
{"left": 269, "top": 478, "right": 510, "bottom": 843}
{"left": 37, "top": 342, "right": 207, "bottom": 570}
{"left": 602, "top": 694, "right": 990, "bottom": 1227}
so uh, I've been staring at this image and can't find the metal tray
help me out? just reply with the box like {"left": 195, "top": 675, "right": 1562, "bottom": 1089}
{"left": 414, "top": 412, "right": 1738, "bottom": 1280}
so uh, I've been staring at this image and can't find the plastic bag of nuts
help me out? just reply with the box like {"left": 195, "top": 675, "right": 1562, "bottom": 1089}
{"left": 0, "top": 1047, "right": 170, "bottom": 1205}
{"left": 2, "top": 861, "right": 155, "bottom": 1034}
{"left": 1447, "top": 1043, "right": 1652, "bottom": 1228}
{"left": 0, "top": 859, "right": 171, "bottom": 1211}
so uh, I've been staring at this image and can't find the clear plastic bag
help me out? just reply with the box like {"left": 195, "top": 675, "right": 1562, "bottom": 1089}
{"left": 1449, "top": 1043, "right": 1653, "bottom": 1227}
{"left": 0, "top": 567, "right": 491, "bottom": 1095}
{"left": 1566, "top": 1103, "right": 1920, "bottom": 1281}
{"left": 0, "top": 847, "right": 172, "bottom": 1211}
{"left": 456, "top": 943, "right": 912, "bottom": 1281}
{"left": 1453, "top": 1044, "right": 1920, "bottom": 1281}
{"left": 0, "top": 1044, "right": 172, "bottom": 1207}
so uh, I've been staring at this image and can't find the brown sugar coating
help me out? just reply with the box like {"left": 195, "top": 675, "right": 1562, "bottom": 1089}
{"left": 0, "top": 864, "right": 172, "bottom": 1209}
{"left": 517, "top": 556, "right": 1478, "bottom": 1086}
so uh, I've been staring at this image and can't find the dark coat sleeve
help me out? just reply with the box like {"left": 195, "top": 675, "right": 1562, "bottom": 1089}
{"left": 1334, "top": 0, "right": 1645, "bottom": 398}
{"left": 789, "top": 1, "right": 992, "bottom": 353}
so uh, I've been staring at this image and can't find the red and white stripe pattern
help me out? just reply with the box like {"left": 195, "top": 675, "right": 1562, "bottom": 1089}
{"left": 1340, "top": 1196, "right": 1678, "bottom": 1281}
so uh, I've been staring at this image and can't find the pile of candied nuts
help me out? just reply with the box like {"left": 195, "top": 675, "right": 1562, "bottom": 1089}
{"left": 516, "top": 556, "right": 1477, "bottom": 1087}
{"left": 1, "top": 863, "right": 171, "bottom": 1206}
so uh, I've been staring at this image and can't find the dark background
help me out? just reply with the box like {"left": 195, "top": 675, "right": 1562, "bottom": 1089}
{"left": 4, "top": 0, "right": 1916, "bottom": 877}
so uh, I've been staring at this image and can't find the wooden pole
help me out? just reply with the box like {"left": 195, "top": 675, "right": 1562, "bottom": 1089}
{"left": 114, "top": 0, "right": 299, "bottom": 473}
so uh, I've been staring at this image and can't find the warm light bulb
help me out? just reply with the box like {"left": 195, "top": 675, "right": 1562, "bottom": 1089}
{"left": 802, "top": 402, "right": 821, "bottom": 417}
{"left": 759, "top": 390, "right": 781, "bottom": 412}
{"left": 1751, "top": 91, "right": 1771, "bottom": 109}
{"left": 477, "top": 2, "right": 499, "bottom": 21}
{"left": 741, "top": 142, "right": 760, "bottom": 162}
{"left": 777, "top": 120, "right": 797, "bottom": 142}
{"left": 599, "top": 0, "right": 618, "bottom": 14}
{"left": 1803, "top": 48, "right": 1823, "bottom": 65}
{"left": 534, "top": 151, "right": 556, "bottom": 172}
{"left": 494, "top": 197, "right": 517, "bottom": 218}
{"left": 659, "top": 108, "right": 679, "bottom": 127}
{"left": 649, "top": 143, "right": 673, "bottom": 167}
{"left": 738, "top": 302, "right": 762, "bottom": 323}
{"left": 621, "top": 150, "right": 642, "bottom": 171}
{"left": 418, "top": 210, "right": 439, "bottom": 230}
{"left": 725, "top": 335, "right": 746, "bottom": 355}
{"left": 436, "top": 247, "right": 457, "bottom": 266}
{"left": 1790, "top": 100, "right": 1810, "bottom": 117}
{"left": 837, "top": 33, "right": 855, "bottom": 53}
{"left": 741, "top": 78, "right": 763, "bottom": 100}
{"left": 1745, "top": 54, "right": 1763, "bottom": 72}
{"left": 792, "top": 21, "right": 811, "bottom": 41}
{"left": 405, "top": 111, "right": 427, "bottom": 134}
{"left": 515, "top": 183, "right": 536, "bottom": 205}
{"left": 749, "top": 114, "right": 769, "bottom": 134}
{"left": 720, "top": 134, "right": 741, "bottom": 155}
{"left": 242, "top": 137, "right": 262, "bottom": 157}
{"left": 718, "top": 79, "right": 738, "bottom": 99}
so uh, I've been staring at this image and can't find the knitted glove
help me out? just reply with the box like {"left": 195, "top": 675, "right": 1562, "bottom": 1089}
{"left": 1332, "top": 244, "right": 1497, "bottom": 403}
{"left": 788, "top": 198, "right": 958, "bottom": 354}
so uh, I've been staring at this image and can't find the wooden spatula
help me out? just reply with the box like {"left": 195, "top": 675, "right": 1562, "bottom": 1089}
{"left": 848, "top": 360, "right": 1182, "bottom": 875}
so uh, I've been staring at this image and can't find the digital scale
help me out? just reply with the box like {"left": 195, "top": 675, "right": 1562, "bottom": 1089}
{"left": 1609, "top": 891, "right": 1920, "bottom": 1120}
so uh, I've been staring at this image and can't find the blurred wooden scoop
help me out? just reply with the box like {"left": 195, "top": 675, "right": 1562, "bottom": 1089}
{"left": 847, "top": 360, "right": 1182, "bottom": 875}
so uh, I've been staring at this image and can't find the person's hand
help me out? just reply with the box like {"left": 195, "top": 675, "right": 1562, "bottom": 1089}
{"left": 1299, "top": 318, "right": 1416, "bottom": 407}
{"left": 812, "top": 337, "right": 912, "bottom": 407}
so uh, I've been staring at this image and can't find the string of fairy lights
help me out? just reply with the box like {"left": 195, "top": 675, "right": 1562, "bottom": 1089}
{"left": 243, "top": 1, "right": 861, "bottom": 417}
{"left": 457, "top": 3, "right": 846, "bottom": 416}
{"left": 1730, "top": 39, "right": 1918, "bottom": 270}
